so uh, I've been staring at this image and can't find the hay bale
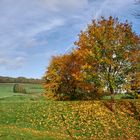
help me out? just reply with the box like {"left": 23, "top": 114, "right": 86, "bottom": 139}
{"left": 13, "top": 84, "right": 27, "bottom": 94}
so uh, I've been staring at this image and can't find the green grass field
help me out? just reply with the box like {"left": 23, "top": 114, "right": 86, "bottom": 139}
{"left": 0, "top": 100, "right": 140, "bottom": 139}
{"left": 0, "top": 83, "right": 16, "bottom": 98}
{"left": 0, "top": 83, "right": 45, "bottom": 101}
{"left": 0, "top": 83, "right": 140, "bottom": 139}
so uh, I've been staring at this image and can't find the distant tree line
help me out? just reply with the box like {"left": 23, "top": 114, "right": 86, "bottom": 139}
{"left": 0, "top": 76, "right": 43, "bottom": 84}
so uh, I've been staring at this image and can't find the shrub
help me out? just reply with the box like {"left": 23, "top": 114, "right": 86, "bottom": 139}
{"left": 121, "top": 95, "right": 134, "bottom": 99}
{"left": 13, "top": 84, "right": 27, "bottom": 94}
{"left": 127, "top": 92, "right": 138, "bottom": 99}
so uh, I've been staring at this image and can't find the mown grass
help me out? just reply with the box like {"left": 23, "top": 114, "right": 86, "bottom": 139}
{"left": 0, "top": 126, "right": 56, "bottom": 140}
{"left": 0, "top": 83, "right": 140, "bottom": 139}
{"left": 0, "top": 83, "right": 45, "bottom": 100}
{"left": 0, "top": 83, "right": 15, "bottom": 98}
{"left": 0, "top": 100, "right": 140, "bottom": 140}
{"left": 24, "top": 84, "right": 44, "bottom": 94}
{"left": 102, "top": 93, "right": 135, "bottom": 100}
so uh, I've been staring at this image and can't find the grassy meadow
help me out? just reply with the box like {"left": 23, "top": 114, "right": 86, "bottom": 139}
{"left": 0, "top": 83, "right": 45, "bottom": 101}
{"left": 0, "top": 83, "right": 140, "bottom": 139}
{"left": 0, "top": 100, "right": 140, "bottom": 140}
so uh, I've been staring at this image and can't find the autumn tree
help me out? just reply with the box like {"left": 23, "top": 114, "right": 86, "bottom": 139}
{"left": 131, "top": 44, "right": 140, "bottom": 93}
{"left": 75, "top": 16, "right": 140, "bottom": 99}
{"left": 72, "top": 47, "right": 104, "bottom": 99}
{"left": 43, "top": 53, "right": 79, "bottom": 100}
{"left": 44, "top": 17, "right": 139, "bottom": 101}
{"left": 44, "top": 51, "right": 103, "bottom": 100}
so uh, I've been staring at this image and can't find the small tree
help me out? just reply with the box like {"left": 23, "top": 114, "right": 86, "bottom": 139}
{"left": 43, "top": 54, "right": 78, "bottom": 100}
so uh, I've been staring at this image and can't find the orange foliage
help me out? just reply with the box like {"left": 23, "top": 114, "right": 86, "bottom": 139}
{"left": 44, "top": 17, "right": 140, "bottom": 100}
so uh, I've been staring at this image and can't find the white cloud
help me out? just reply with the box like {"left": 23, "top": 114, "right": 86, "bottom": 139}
{"left": 92, "top": 0, "right": 134, "bottom": 19}
{"left": 0, "top": 0, "right": 139, "bottom": 77}
{"left": 0, "top": 56, "right": 26, "bottom": 69}
{"left": 40, "top": 0, "right": 88, "bottom": 12}
{"left": 0, "top": 0, "right": 65, "bottom": 70}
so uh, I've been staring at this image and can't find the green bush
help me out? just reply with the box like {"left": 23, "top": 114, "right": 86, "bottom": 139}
{"left": 13, "top": 84, "right": 27, "bottom": 94}
{"left": 121, "top": 94, "right": 134, "bottom": 99}
{"left": 127, "top": 92, "right": 138, "bottom": 99}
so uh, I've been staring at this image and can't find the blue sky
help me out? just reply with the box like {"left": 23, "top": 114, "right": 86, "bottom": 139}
{"left": 0, "top": 0, "right": 139, "bottom": 78}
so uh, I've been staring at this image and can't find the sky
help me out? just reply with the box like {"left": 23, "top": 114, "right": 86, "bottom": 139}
{"left": 0, "top": 0, "right": 139, "bottom": 78}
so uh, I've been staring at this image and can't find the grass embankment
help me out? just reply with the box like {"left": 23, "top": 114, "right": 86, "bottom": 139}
{"left": 0, "top": 100, "right": 140, "bottom": 140}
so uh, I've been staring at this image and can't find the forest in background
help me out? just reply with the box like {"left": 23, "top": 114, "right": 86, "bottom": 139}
{"left": 0, "top": 76, "right": 42, "bottom": 84}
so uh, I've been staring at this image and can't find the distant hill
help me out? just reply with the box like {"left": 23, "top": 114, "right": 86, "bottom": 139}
{"left": 0, "top": 76, "right": 43, "bottom": 84}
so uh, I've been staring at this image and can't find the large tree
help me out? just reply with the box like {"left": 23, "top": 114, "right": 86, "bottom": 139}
{"left": 44, "top": 17, "right": 140, "bottom": 100}
{"left": 75, "top": 16, "right": 140, "bottom": 99}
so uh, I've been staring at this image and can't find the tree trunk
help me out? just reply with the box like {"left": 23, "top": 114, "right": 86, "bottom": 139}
{"left": 108, "top": 65, "right": 116, "bottom": 112}
{"left": 109, "top": 84, "right": 116, "bottom": 112}
{"left": 110, "top": 85, "right": 114, "bottom": 100}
